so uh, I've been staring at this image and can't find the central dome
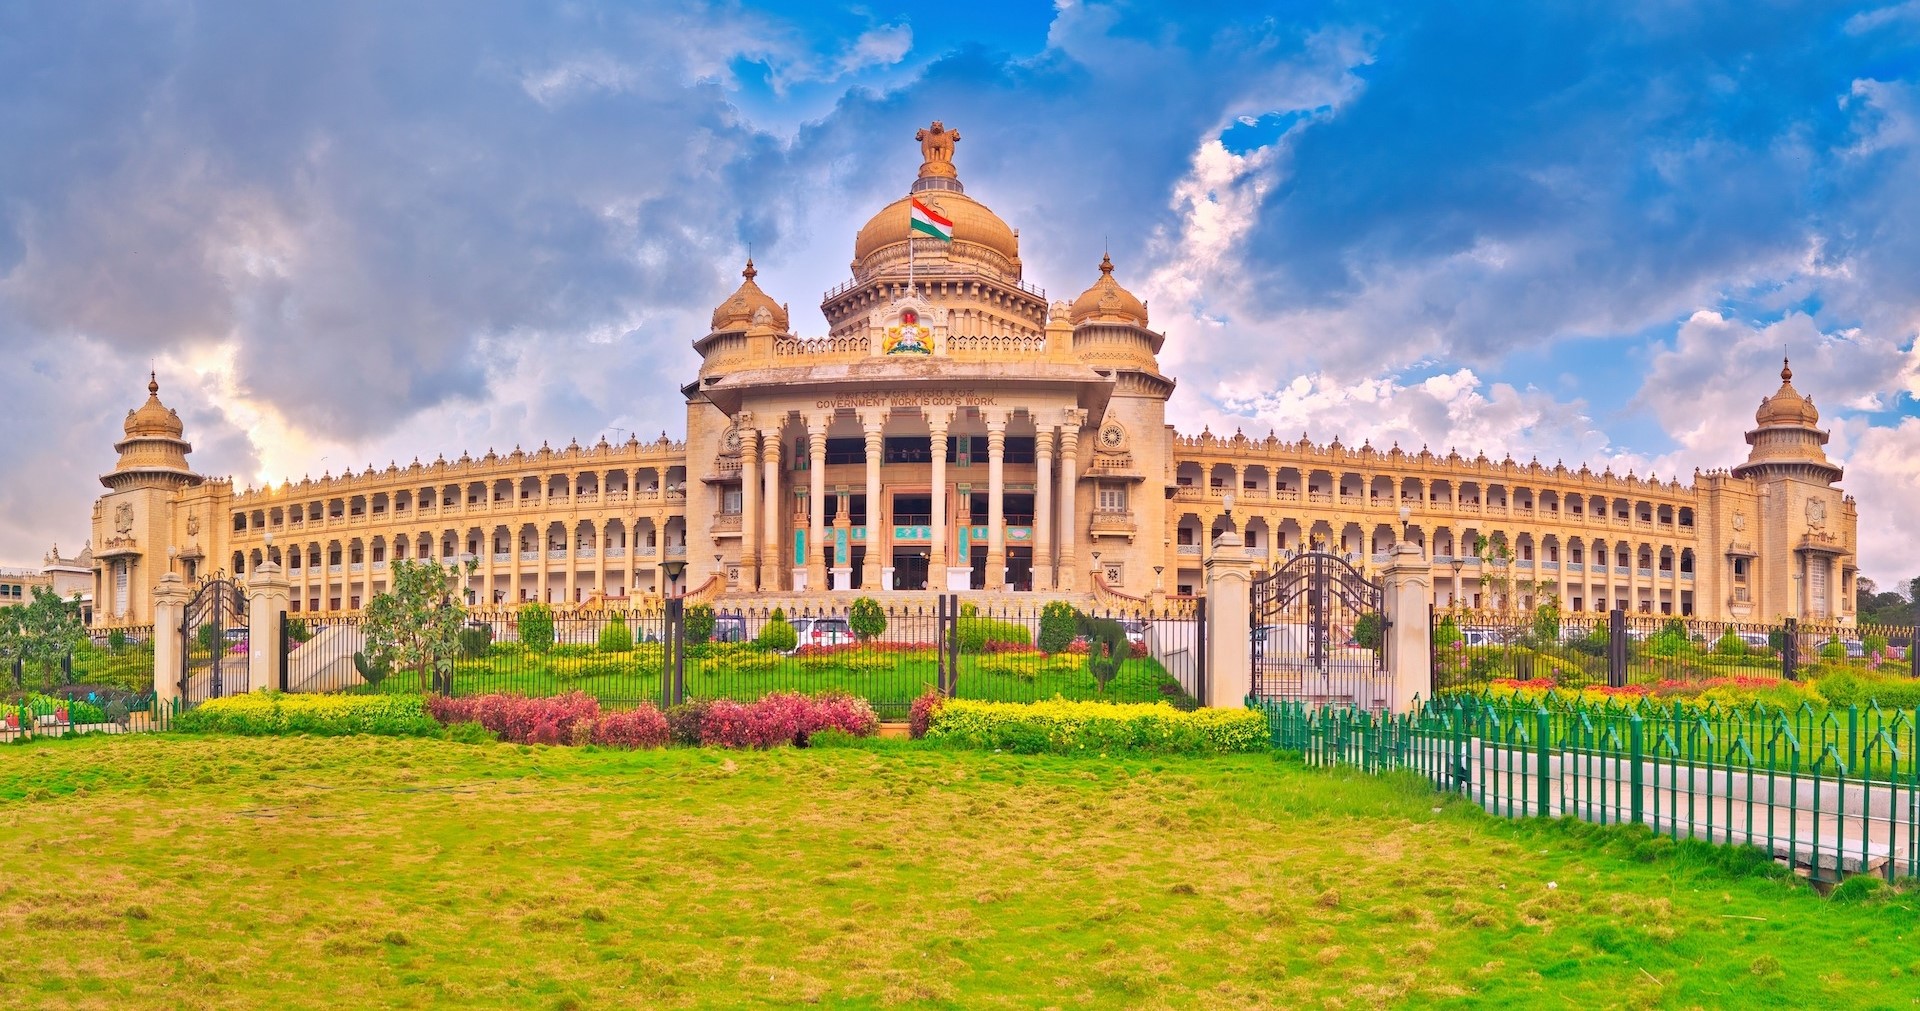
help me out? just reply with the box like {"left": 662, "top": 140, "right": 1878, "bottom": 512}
{"left": 1754, "top": 358, "right": 1820, "bottom": 428}
{"left": 853, "top": 190, "right": 1020, "bottom": 264}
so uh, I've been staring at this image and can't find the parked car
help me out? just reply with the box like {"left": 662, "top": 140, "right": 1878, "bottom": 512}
{"left": 1120, "top": 620, "right": 1148, "bottom": 648}
{"left": 709, "top": 614, "right": 748, "bottom": 643}
{"left": 1843, "top": 639, "right": 1866, "bottom": 658}
{"left": 1735, "top": 631, "right": 1772, "bottom": 650}
{"left": 789, "top": 617, "right": 854, "bottom": 650}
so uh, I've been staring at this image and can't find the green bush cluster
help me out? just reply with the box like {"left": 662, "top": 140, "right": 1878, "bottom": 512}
{"left": 924, "top": 697, "right": 1268, "bottom": 755}
{"left": 1714, "top": 631, "right": 1747, "bottom": 657}
{"left": 518, "top": 603, "right": 555, "bottom": 654}
{"left": 686, "top": 604, "right": 716, "bottom": 644}
{"left": 1815, "top": 671, "right": 1920, "bottom": 710}
{"left": 457, "top": 624, "right": 494, "bottom": 659}
{"left": 792, "top": 652, "right": 896, "bottom": 676}
{"left": 955, "top": 613, "right": 1031, "bottom": 653}
{"left": 10, "top": 693, "right": 108, "bottom": 724}
{"left": 975, "top": 652, "right": 1084, "bottom": 682}
{"left": 176, "top": 693, "right": 441, "bottom": 737}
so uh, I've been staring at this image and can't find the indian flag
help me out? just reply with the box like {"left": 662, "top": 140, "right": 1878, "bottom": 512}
{"left": 909, "top": 198, "right": 953, "bottom": 242}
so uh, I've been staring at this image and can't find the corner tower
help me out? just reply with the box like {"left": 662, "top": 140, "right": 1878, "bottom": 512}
{"left": 93, "top": 374, "right": 206, "bottom": 624}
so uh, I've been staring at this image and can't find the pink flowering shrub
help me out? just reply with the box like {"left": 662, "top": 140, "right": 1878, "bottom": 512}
{"left": 699, "top": 691, "right": 881, "bottom": 749}
{"left": 428, "top": 691, "right": 668, "bottom": 750}
{"left": 590, "top": 706, "right": 671, "bottom": 748}
{"left": 909, "top": 690, "right": 943, "bottom": 739}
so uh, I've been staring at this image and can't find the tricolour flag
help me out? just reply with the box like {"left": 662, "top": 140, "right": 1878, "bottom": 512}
{"left": 909, "top": 198, "right": 953, "bottom": 242}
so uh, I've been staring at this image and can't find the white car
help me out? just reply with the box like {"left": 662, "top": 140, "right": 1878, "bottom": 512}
{"left": 789, "top": 617, "right": 855, "bottom": 650}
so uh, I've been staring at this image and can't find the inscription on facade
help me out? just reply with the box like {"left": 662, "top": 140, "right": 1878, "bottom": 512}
{"left": 814, "top": 390, "right": 999, "bottom": 410}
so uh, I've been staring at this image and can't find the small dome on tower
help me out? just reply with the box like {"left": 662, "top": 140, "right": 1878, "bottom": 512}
{"left": 1069, "top": 254, "right": 1148, "bottom": 326}
{"left": 709, "top": 259, "right": 790, "bottom": 333}
{"left": 124, "top": 372, "right": 185, "bottom": 439}
{"left": 1754, "top": 357, "right": 1820, "bottom": 428}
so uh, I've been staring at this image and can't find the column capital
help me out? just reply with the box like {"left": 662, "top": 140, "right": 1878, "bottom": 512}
{"left": 924, "top": 407, "right": 954, "bottom": 434}
{"left": 1060, "top": 407, "right": 1088, "bottom": 431}
{"left": 857, "top": 407, "right": 889, "bottom": 431}
{"left": 981, "top": 408, "right": 1010, "bottom": 431}
{"left": 803, "top": 410, "right": 832, "bottom": 433}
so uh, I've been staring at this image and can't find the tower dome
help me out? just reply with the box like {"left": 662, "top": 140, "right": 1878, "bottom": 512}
{"left": 1753, "top": 357, "right": 1820, "bottom": 428}
{"left": 708, "top": 259, "right": 790, "bottom": 333}
{"left": 1731, "top": 357, "right": 1841, "bottom": 483}
{"left": 1069, "top": 254, "right": 1148, "bottom": 326}
{"left": 103, "top": 373, "right": 201, "bottom": 490}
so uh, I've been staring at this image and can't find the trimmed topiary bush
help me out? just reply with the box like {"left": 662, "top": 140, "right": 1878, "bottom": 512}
{"left": 457, "top": 624, "right": 494, "bottom": 659}
{"left": 1038, "top": 601, "right": 1078, "bottom": 654}
{"left": 686, "top": 604, "right": 715, "bottom": 645}
{"left": 1714, "top": 631, "right": 1747, "bottom": 657}
{"left": 848, "top": 597, "right": 886, "bottom": 641}
{"left": 518, "top": 603, "right": 555, "bottom": 654}
{"left": 756, "top": 609, "right": 797, "bottom": 652}
{"left": 598, "top": 613, "right": 634, "bottom": 653}
{"left": 1353, "top": 612, "right": 1386, "bottom": 651}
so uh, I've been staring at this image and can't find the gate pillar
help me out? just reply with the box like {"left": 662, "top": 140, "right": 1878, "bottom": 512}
{"left": 152, "top": 573, "right": 190, "bottom": 708}
{"left": 248, "top": 562, "right": 290, "bottom": 693}
{"left": 1380, "top": 542, "right": 1433, "bottom": 714}
{"left": 1202, "top": 529, "right": 1255, "bottom": 708}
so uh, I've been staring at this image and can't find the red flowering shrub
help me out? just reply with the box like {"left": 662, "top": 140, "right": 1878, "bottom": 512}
{"left": 698, "top": 699, "right": 763, "bottom": 748}
{"left": 981, "top": 640, "right": 1044, "bottom": 656}
{"left": 590, "top": 705, "right": 671, "bottom": 748}
{"left": 427, "top": 691, "right": 601, "bottom": 745}
{"left": 809, "top": 692, "right": 880, "bottom": 738}
{"left": 1129, "top": 640, "right": 1150, "bottom": 659}
{"left": 909, "top": 690, "right": 943, "bottom": 739}
{"left": 1065, "top": 636, "right": 1091, "bottom": 655}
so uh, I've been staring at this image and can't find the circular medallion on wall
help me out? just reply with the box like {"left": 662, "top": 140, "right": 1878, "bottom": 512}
{"left": 1098, "top": 419, "right": 1128, "bottom": 453}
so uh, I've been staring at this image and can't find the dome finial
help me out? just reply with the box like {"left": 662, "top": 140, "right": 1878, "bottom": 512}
{"left": 1098, "top": 252, "right": 1114, "bottom": 276}
{"left": 915, "top": 121, "right": 961, "bottom": 181}
{"left": 742, "top": 257, "right": 757, "bottom": 282}
{"left": 148, "top": 371, "right": 159, "bottom": 396}
{"left": 1781, "top": 352, "right": 1792, "bottom": 384}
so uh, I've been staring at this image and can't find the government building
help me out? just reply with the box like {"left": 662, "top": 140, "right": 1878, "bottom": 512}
{"left": 87, "top": 123, "right": 1862, "bottom": 628}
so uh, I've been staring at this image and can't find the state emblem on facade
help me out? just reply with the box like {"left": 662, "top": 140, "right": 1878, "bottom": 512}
{"left": 884, "top": 308, "right": 933, "bottom": 355}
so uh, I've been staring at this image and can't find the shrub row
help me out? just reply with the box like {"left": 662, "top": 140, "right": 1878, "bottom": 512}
{"left": 423, "top": 690, "right": 880, "bottom": 749}
{"left": 177, "top": 694, "right": 442, "bottom": 737}
{"left": 918, "top": 695, "right": 1268, "bottom": 755}
{"left": 426, "top": 691, "right": 669, "bottom": 747}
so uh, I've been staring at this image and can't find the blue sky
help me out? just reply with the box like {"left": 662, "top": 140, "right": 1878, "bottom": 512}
{"left": 1, "top": 0, "right": 1917, "bottom": 583}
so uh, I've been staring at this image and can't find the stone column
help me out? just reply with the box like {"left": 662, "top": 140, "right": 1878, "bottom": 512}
{"left": 152, "top": 573, "right": 189, "bottom": 709}
{"left": 860, "top": 410, "right": 885, "bottom": 590}
{"left": 1058, "top": 409, "right": 1083, "bottom": 591}
{"left": 761, "top": 429, "right": 782, "bottom": 591}
{"left": 1202, "top": 529, "right": 1254, "bottom": 708}
{"left": 927, "top": 408, "right": 953, "bottom": 591}
{"left": 247, "top": 562, "right": 290, "bottom": 693}
{"left": 509, "top": 525, "right": 524, "bottom": 605}
{"left": 807, "top": 414, "right": 829, "bottom": 591}
{"left": 1381, "top": 541, "right": 1434, "bottom": 714}
{"left": 984, "top": 410, "right": 1008, "bottom": 590}
{"left": 740, "top": 424, "right": 761, "bottom": 591}
{"left": 1034, "top": 425, "right": 1055, "bottom": 591}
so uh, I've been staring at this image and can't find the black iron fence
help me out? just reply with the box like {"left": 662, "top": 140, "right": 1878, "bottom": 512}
{"left": 1433, "top": 608, "right": 1918, "bottom": 697}
{"left": 269, "top": 595, "right": 1204, "bottom": 720}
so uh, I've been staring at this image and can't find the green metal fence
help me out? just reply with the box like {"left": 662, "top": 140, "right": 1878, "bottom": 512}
{"left": 1253, "top": 693, "right": 1920, "bottom": 884}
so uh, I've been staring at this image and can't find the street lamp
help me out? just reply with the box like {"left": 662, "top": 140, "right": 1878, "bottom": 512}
{"left": 1091, "top": 550, "right": 1102, "bottom": 587}
{"left": 1450, "top": 557, "right": 1465, "bottom": 608}
{"left": 663, "top": 559, "right": 686, "bottom": 598}
{"left": 1398, "top": 506, "right": 1412, "bottom": 543}
{"left": 1222, "top": 492, "right": 1236, "bottom": 532}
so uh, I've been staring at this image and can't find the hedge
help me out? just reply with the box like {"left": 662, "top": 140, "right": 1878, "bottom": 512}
{"left": 176, "top": 693, "right": 442, "bottom": 737}
{"left": 923, "top": 697, "right": 1268, "bottom": 755}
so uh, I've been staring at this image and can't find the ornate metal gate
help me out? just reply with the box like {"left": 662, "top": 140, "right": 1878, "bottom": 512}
{"left": 180, "top": 576, "right": 248, "bottom": 705}
{"left": 1249, "top": 551, "right": 1386, "bottom": 707}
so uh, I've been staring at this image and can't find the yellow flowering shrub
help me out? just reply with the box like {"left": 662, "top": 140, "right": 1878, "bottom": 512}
{"left": 925, "top": 697, "right": 1267, "bottom": 755}
{"left": 176, "top": 693, "right": 440, "bottom": 737}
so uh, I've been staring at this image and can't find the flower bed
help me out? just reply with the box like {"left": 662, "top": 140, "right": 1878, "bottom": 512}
{"left": 917, "top": 695, "right": 1267, "bottom": 755}
{"left": 426, "top": 690, "right": 879, "bottom": 749}
{"left": 178, "top": 693, "right": 442, "bottom": 737}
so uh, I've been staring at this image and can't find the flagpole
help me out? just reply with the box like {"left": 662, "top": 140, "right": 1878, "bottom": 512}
{"left": 908, "top": 227, "right": 915, "bottom": 301}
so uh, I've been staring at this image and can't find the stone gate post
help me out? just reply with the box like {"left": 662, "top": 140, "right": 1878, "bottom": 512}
{"left": 1203, "top": 529, "right": 1255, "bottom": 708}
{"left": 152, "top": 573, "right": 189, "bottom": 708}
{"left": 247, "top": 562, "right": 290, "bottom": 693}
{"left": 1380, "top": 541, "right": 1433, "bottom": 714}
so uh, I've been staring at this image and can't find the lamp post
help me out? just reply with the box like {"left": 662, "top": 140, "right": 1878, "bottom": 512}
{"left": 1090, "top": 550, "right": 1102, "bottom": 588}
{"left": 663, "top": 559, "right": 686, "bottom": 598}
{"left": 1398, "top": 506, "right": 1412, "bottom": 544}
{"left": 1222, "top": 492, "right": 1236, "bottom": 533}
{"left": 1450, "top": 557, "right": 1465, "bottom": 608}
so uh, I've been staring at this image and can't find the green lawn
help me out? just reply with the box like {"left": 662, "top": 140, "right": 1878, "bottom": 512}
{"left": 4, "top": 735, "right": 1917, "bottom": 1007}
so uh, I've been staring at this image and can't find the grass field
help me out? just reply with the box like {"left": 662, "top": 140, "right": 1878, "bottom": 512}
{"left": 3, "top": 735, "right": 1917, "bottom": 1008}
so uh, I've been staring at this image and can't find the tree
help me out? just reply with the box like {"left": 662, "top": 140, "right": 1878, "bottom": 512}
{"left": 1352, "top": 611, "right": 1386, "bottom": 651}
{"left": 359, "top": 558, "right": 476, "bottom": 693}
{"left": 685, "top": 604, "right": 715, "bottom": 645}
{"left": 1473, "top": 533, "right": 1536, "bottom": 612}
{"left": 848, "top": 597, "right": 887, "bottom": 642}
{"left": 1530, "top": 595, "right": 1562, "bottom": 644}
{"left": 0, "top": 587, "right": 86, "bottom": 691}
